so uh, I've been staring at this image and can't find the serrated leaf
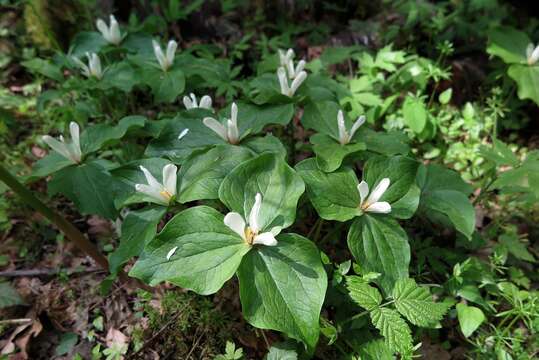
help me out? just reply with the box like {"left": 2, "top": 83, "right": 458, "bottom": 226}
{"left": 358, "top": 339, "right": 393, "bottom": 360}
{"left": 130, "top": 206, "right": 250, "bottom": 295}
{"left": 392, "top": 278, "right": 448, "bottom": 327}
{"left": 370, "top": 307, "right": 412, "bottom": 354}
{"left": 346, "top": 276, "right": 382, "bottom": 310}
{"left": 238, "top": 233, "right": 327, "bottom": 352}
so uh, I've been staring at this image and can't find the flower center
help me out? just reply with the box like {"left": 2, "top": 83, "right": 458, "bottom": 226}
{"left": 160, "top": 189, "right": 173, "bottom": 202}
{"left": 244, "top": 227, "right": 256, "bottom": 245}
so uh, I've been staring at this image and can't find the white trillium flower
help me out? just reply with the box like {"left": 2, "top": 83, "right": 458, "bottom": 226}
{"left": 203, "top": 102, "right": 240, "bottom": 144}
{"left": 277, "top": 48, "right": 307, "bottom": 97}
{"left": 72, "top": 52, "right": 104, "bottom": 79}
{"left": 42, "top": 122, "right": 82, "bottom": 164}
{"left": 183, "top": 93, "right": 213, "bottom": 110}
{"left": 153, "top": 39, "right": 177, "bottom": 72}
{"left": 337, "top": 110, "right": 365, "bottom": 145}
{"left": 135, "top": 164, "right": 177, "bottom": 206}
{"left": 96, "top": 15, "right": 122, "bottom": 45}
{"left": 526, "top": 43, "right": 539, "bottom": 65}
{"left": 224, "top": 193, "right": 278, "bottom": 246}
{"left": 178, "top": 128, "right": 189, "bottom": 140}
{"left": 357, "top": 178, "right": 392, "bottom": 214}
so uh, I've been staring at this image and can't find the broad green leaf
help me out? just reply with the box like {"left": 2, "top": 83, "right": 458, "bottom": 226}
{"left": 295, "top": 158, "right": 361, "bottom": 222}
{"left": 402, "top": 96, "right": 427, "bottom": 133}
{"left": 220, "top": 102, "right": 295, "bottom": 135}
{"left": 108, "top": 206, "right": 166, "bottom": 275}
{"left": 29, "top": 152, "right": 75, "bottom": 181}
{"left": 143, "top": 66, "right": 185, "bottom": 103}
{"left": 347, "top": 216, "right": 410, "bottom": 293}
{"left": 22, "top": 58, "right": 63, "bottom": 82}
{"left": 55, "top": 333, "right": 79, "bottom": 356}
{"left": 486, "top": 26, "right": 529, "bottom": 64}
{"left": 241, "top": 134, "right": 287, "bottom": 159}
{"left": 417, "top": 164, "right": 475, "bottom": 239}
{"left": 456, "top": 303, "right": 485, "bottom": 338}
{"left": 363, "top": 155, "right": 419, "bottom": 205}
{"left": 130, "top": 206, "right": 251, "bottom": 295}
{"left": 301, "top": 101, "right": 349, "bottom": 140}
{"left": 507, "top": 64, "right": 539, "bottom": 106}
{"left": 101, "top": 61, "right": 139, "bottom": 92}
{"left": 359, "top": 128, "right": 410, "bottom": 156}
{"left": 392, "top": 278, "right": 448, "bottom": 327}
{"left": 49, "top": 160, "right": 119, "bottom": 219}
{"left": 310, "top": 133, "right": 366, "bottom": 172}
{"left": 219, "top": 153, "right": 305, "bottom": 233}
{"left": 81, "top": 116, "right": 146, "bottom": 154}
{"left": 248, "top": 73, "right": 292, "bottom": 104}
{"left": 237, "top": 233, "right": 327, "bottom": 351}
{"left": 346, "top": 276, "right": 382, "bottom": 311}
{"left": 68, "top": 31, "right": 107, "bottom": 57}
{"left": 370, "top": 307, "right": 412, "bottom": 354}
{"left": 498, "top": 233, "right": 534, "bottom": 262}
{"left": 0, "top": 282, "right": 24, "bottom": 308}
{"left": 111, "top": 158, "right": 171, "bottom": 208}
{"left": 178, "top": 145, "right": 253, "bottom": 203}
{"left": 145, "top": 117, "right": 225, "bottom": 163}
{"left": 390, "top": 184, "right": 420, "bottom": 220}
{"left": 358, "top": 339, "right": 393, "bottom": 360}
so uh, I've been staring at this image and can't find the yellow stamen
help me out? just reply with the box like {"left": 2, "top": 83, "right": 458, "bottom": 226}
{"left": 160, "top": 190, "right": 173, "bottom": 201}
{"left": 244, "top": 227, "right": 256, "bottom": 245}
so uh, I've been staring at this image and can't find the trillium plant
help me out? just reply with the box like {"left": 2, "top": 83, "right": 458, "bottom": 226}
{"left": 22, "top": 13, "right": 477, "bottom": 358}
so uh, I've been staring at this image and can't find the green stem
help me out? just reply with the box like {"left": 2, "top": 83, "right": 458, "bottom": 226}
{"left": 0, "top": 164, "right": 151, "bottom": 291}
{"left": 342, "top": 300, "right": 395, "bottom": 324}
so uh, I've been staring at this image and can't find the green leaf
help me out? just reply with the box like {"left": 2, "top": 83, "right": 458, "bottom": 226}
{"left": 101, "top": 61, "right": 139, "bottom": 92}
{"left": 108, "top": 206, "right": 167, "bottom": 275}
{"left": 55, "top": 333, "right": 79, "bottom": 356}
{"left": 266, "top": 345, "right": 298, "bottom": 360}
{"left": 310, "top": 133, "right": 366, "bottom": 172}
{"left": 22, "top": 58, "right": 63, "bottom": 82}
{"left": 363, "top": 155, "right": 419, "bottom": 205}
{"left": 111, "top": 158, "right": 171, "bottom": 208}
{"left": 49, "top": 160, "right": 119, "bottom": 220}
{"left": 498, "top": 233, "right": 534, "bottom": 262}
{"left": 360, "top": 128, "right": 410, "bottom": 156}
{"left": 507, "top": 64, "right": 539, "bottom": 106}
{"left": 456, "top": 303, "right": 485, "bottom": 337}
{"left": 402, "top": 96, "right": 427, "bottom": 133}
{"left": 81, "top": 116, "right": 146, "bottom": 155}
{"left": 241, "top": 134, "right": 287, "bottom": 159}
{"left": 295, "top": 158, "right": 361, "bottom": 222}
{"left": 358, "top": 339, "right": 393, "bottom": 360}
{"left": 347, "top": 216, "right": 410, "bottom": 293}
{"left": 0, "top": 282, "right": 24, "bottom": 308}
{"left": 68, "top": 31, "right": 107, "bottom": 57}
{"left": 346, "top": 276, "right": 382, "bottom": 310}
{"left": 178, "top": 145, "right": 253, "bottom": 202}
{"left": 390, "top": 184, "right": 421, "bottom": 220}
{"left": 29, "top": 152, "right": 75, "bottom": 181}
{"left": 221, "top": 102, "right": 295, "bottom": 135}
{"left": 417, "top": 164, "right": 475, "bottom": 239}
{"left": 143, "top": 66, "right": 185, "bottom": 103}
{"left": 438, "top": 88, "right": 452, "bottom": 105}
{"left": 145, "top": 117, "right": 225, "bottom": 163}
{"left": 486, "top": 26, "right": 529, "bottom": 64}
{"left": 301, "top": 101, "right": 349, "bottom": 140}
{"left": 370, "top": 307, "right": 412, "bottom": 354}
{"left": 219, "top": 153, "right": 305, "bottom": 233}
{"left": 392, "top": 278, "right": 448, "bottom": 327}
{"left": 237, "top": 233, "right": 327, "bottom": 352}
{"left": 130, "top": 206, "right": 251, "bottom": 295}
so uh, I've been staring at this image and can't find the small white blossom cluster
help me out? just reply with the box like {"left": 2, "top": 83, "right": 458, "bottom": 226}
{"left": 277, "top": 48, "right": 307, "bottom": 97}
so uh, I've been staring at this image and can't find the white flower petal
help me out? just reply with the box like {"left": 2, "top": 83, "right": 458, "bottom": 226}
{"left": 166, "top": 246, "right": 178, "bottom": 260}
{"left": 249, "top": 193, "right": 262, "bottom": 234}
{"left": 531, "top": 45, "right": 539, "bottom": 65}
{"left": 357, "top": 181, "right": 369, "bottom": 207}
{"left": 135, "top": 184, "right": 168, "bottom": 205}
{"left": 230, "top": 102, "right": 238, "bottom": 126}
{"left": 166, "top": 40, "right": 177, "bottom": 66}
{"left": 337, "top": 110, "right": 348, "bottom": 144}
{"left": 349, "top": 115, "right": 366, "bottom": 139}
{"left": 109, "top": 15, "right": 121, "bottom": 44}
{"left": 227, "top": 119, "right": 239, "bottom": 144}
{"left": 139, "top": 165, "right": 161, "bottom": 189}
{"left": 527, "top": 43, "right": 534, "bottom": 59}
{"left": 277, "top": 67, "right": 289, "bottom": 95}
{"left": 253, "top": 232, "right": 277, "bottom": 246}
{"left": 162, "top": 164, "right": 177, "bottom": 197}
{"left": 294, "top": 59, "right": 306, "bottom": 77}
{"left": 183, "top": 96, "right": 194, "bottom": 109}
{"left": 203, "top": 117, "right": 228, "bottom": 141}
{"left": 178, "top": 128, "right": 189, "bottom": 140}
{"left": 224, "top": 212, "right": 246, "bottom": 240}
{"left": 289, "top": 70, "right": 307, "bottom": 95}
{"left": 96, "top": 18, "right": 109, "bottom": 39}
{"left": 365, "top": 178, "right": 390, "bottom": 205}
{"left": 42, "top": 135, "right": 72, "bottom": 161}
{"left": 199, "top": 95, "right": 212, "bottom": 109}
{"left": 365, "top": 201, "right": 391, "bottom": 214}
